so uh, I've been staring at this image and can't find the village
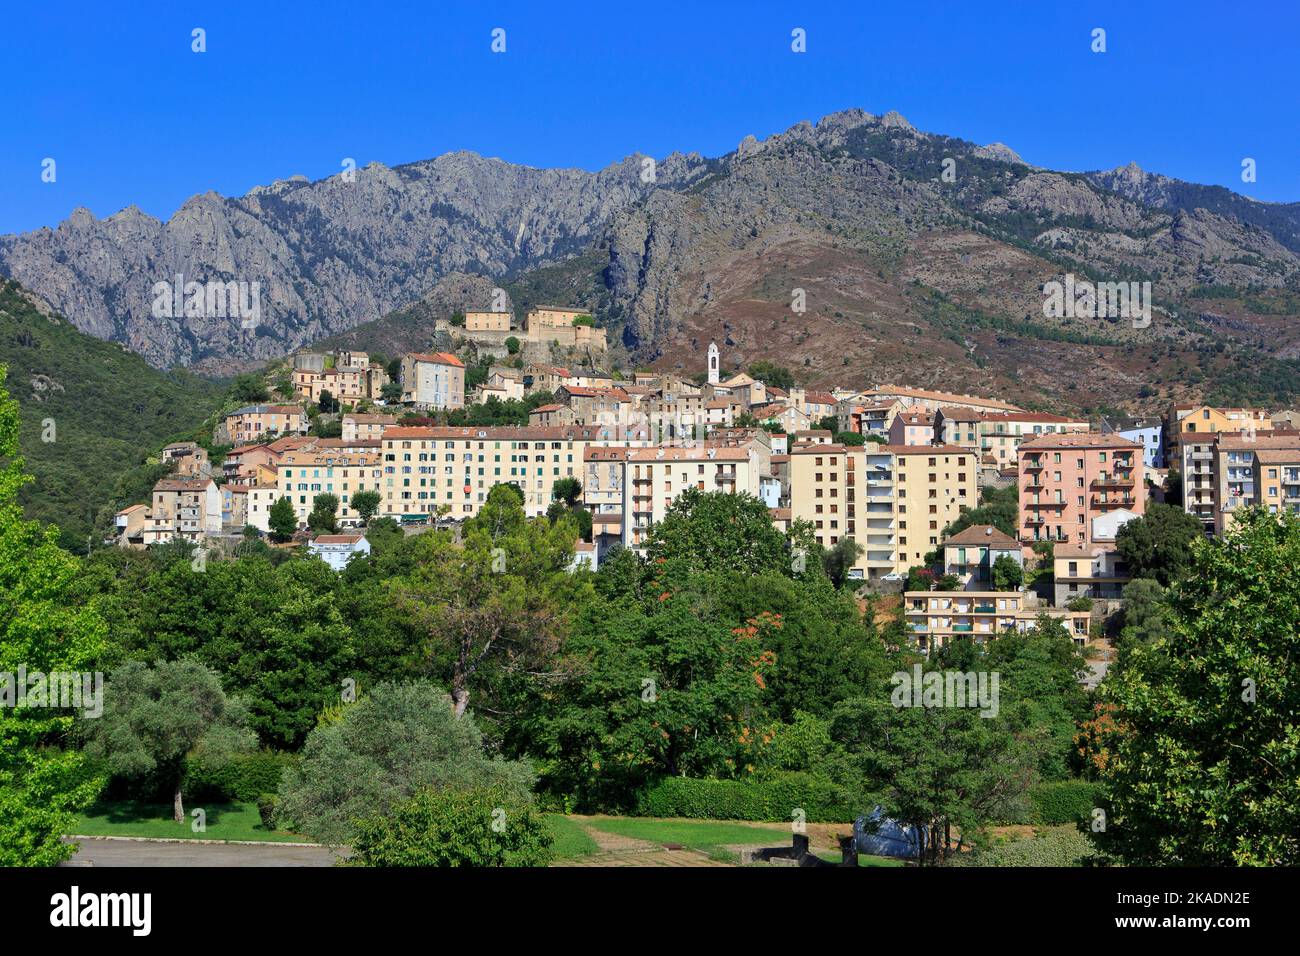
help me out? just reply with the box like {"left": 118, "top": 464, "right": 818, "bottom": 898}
{"left": 106, "top": 303, "right": 1300, "bottom": 661}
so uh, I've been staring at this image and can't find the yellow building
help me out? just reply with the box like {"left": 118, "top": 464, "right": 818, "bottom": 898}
{"left": 903, "top": 591, "right": 1090, "bottom": 652}
{"left": 277, "top": 449, "right": 382, "bottom": 528}
{"left": 465, "top": 310, "right": 512, "bottom": 332}
{"left": 787, "top": 442, "right": 978, "bottom": 581}
{"left": 381, "top": 425, "right": 596, "bottom": 521}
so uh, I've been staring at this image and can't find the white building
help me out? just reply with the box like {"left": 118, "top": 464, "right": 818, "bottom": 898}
{"left": 308, "top": 533, "right": 371, "bottom": 571}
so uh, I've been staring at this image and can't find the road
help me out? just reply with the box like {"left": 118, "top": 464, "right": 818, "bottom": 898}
{"left": 63, "top": 838, "right": 342, "bottom": 867}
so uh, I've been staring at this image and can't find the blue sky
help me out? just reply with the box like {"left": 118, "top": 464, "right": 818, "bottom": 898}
{"left": 2, "top": 0, "right": 1296, "bottom": 235}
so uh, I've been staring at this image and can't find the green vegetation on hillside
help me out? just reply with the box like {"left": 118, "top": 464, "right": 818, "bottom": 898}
{"left": 0, "top": 280, "right": 223, "bottom": 551}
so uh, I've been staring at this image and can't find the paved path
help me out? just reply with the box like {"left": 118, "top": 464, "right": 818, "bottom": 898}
{"left": 63, "top": 837, "right": 341, "bottom": 867}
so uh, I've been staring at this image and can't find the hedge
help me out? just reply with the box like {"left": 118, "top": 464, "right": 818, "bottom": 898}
{"left": 635, "top": 774, "right": 857, "bottom": 823}
{"left": 1027, "top": 780, "right": 1100, "bottom": 826}
{"left": 184, "top": 751, "right": 299, "bottom": 803}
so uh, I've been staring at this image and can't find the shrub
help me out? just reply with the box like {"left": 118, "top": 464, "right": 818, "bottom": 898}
{"left": 184, "top": 751, "right": 298, "bottom": 803}
{"left": 346, "top": 786, "right": 553, "bottom": 867}
{"left": 635, "top": 774, "right": 857, "bottom": 823}
{"left": 257, "top": 793, "right": 279, "bottom": 830}
{"left": 1028, "top": 780, "right": 1100, "bottom": 826}
{"left": 948, "top": 826, "right": 1098, "bottom": 867}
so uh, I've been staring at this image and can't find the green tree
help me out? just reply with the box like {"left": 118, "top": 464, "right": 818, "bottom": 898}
{"left": 645, "top": 488, "right": 791, "bottom": 577}
{"left": 834, "top": 431, "right": 866, "bottom": 446}
{"left": 747, "top": 361, "right": 794, "bottom": 390}
{"left": 276, "top": 681, "right": 534, "bottom": 845}
{"left": 308, "top": 493, "right": 339, "bottom": 534}
{"left": 229, "top": 372, "right": 269, "bottom": 404}
{"left": 0, "top": 365, "right": 110, "bottom": 866}
{"left": 551, "top": 477, "right": 582, "bottom": 508}
{"left": 317, "top": 389, "right": 339, "bottom": 414}
{"left": 1094, "top": 508, "right": 1300, "bottom": 864}
{"left": 81, "top": 659, "right": 255, "bottom": 823}
{"left": 347, "top": 785, "right": 552, "bottom": 867}
{"left": 1114, "top": 502, "right": 1205, "bottom": 586}
{"left": 821, "top": 537, "right": 863, "bottom": 589}
{"left": 351, "top": 489, "right": 381, "bottom": 524}
{"left": 268, "top": 496, "right": 298, "bottom": 542}
{"left": 505, "top": 336, "right": 521, "bottom": 355}
{"left": 991, "top": 553, "right": 1024, "bottom": 590}
{"left": 941, "top": 485, "right": 1019, "bottom": 539}
{"left": 380, "top": 382, "right": 403, "bottom": 403}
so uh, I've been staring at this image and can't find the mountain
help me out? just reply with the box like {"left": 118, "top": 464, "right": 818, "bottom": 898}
{"left": 4, "top": 108, "right": 1300, "bottom": 413}
{"left": 0, "top": 279, "right": 223, "bottom": 550}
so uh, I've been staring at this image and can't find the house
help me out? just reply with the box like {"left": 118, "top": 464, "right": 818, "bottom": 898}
{"left": 400, "top": 353, "right": 466, "bottom": 410}
{"left": 113, "top": 504, "right": 150, "bottom": 549}
{"left": 1054, "top": 544, "right": 1131, "bottom": 605}
{"left": 940, "top": 525, "right": 1023, "bottom": 590}
{"left": 308, "top": 533, "right": 372, "bottom": 571}
{"left": 160, "top": 441, "right": 211, "bottom": 477}
{"left": 1105, "top": 415, "right": 1165, "bottom": 469}
{"left": 888, "top": 409, "right": 935, "bottom": 446}
{"left": 529, "top": 403, "right": 576, "bottom": 427}
{"left": 142, "top": 477, "right": 223, "bottom": 545}
{"left": 341, "top": 414, "right": 398, "bottom": 442}
{"left": 219, "top": 405, "right": 308, "bottom": 445}
{"left": 223, "top": 444, "right": 282, "bottom": 486}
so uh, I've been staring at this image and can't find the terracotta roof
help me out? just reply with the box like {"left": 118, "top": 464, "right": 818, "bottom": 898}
{"left": 312, "top": 534, "right": 366, "bottom": 545}
{"left": 384, "top": 426, "right": 588, "bottom": 441}
{"left": 153, "top": 478, "right": 214, "bottom": 492}
{"left": 769, "top": 507, "right": 792, "bottom": 520}
{"left": 943, "top": 525, "right": 1019, "bottom": 548}
{"left": 883, "top": 443, "right": 977, "bottom": 456}
{"left": 116, "top": 503, "right": 149, "bottom": 515}
{"left": 530, "top": 404, "right": 564, "bottom": 413}
{"left": 584, "top": 446, "right": 749, "bottom": 462}
{"left": 408, "top": 352, "right": 465, "bottom": 367}
{"left": 864, "top": 386, "right": 1021, "bottom": 411}
{"left": 1019, "top": 432, "right": 1140, "bottom": 450}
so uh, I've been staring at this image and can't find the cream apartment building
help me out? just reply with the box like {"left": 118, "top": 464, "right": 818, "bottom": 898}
{"left": 584, "top": 445, "right": 756, "bottom": 553}
{"left": 381, "top": 425, "right": 594, "bottom": 521}
{"left": 277, "top": 450, "right": 383, "bottom": 528}
{"left": 904, "top": 591, "right": 1090, "bottom": 653}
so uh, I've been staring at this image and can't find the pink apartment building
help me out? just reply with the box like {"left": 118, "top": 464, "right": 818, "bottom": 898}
{"left": 1018, "top": 432, "right": 1145, "bottom": 547}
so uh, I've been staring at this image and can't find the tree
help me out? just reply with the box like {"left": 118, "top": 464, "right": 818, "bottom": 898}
{"left": 822, "top": 538, "right": 863, "bottom": 589}
{"left": 991, "top": 554, "right": 1024, "bottom": 590}
{"left": 1164, "top": 468, "right": 1183, "bottom": 508}
{"left": 835, "top": 431, "right": 866, "bottom": 446}
{"left": 276, "top": 681, "right": 534, "bottom": 844}
{"left": 0, "top": 366, "right": 110, "bottom": 866}
{"left": 1093, "top": 508, "right": 1300, "bottom": 864}
{"left": 1117, "top": 577, "right": 1170, "bottom": 650}
{"left": 747, "top": 361, "right": 794, "bottom": 390}
{"left": 81, "top": 659, "right": 254, "bottom": 823}
{"left": 505, "top": 336, "right": 521, "bottom": 355}
{"left": 308, "top": 493, "right": 339, "bottom": 534}
{"left": 393, "top": 485, "right": 586, "bottom": 718}
{"left": 551, "top": 477, "right": 582, "bottom": 508}
{"left": 268, "top": 496, "right": 298, "bottom": 542}
{"left": 317, "top": 389, "right": 339, "bottom": 414}
{"left": 351, "top": 489, "right": 381, "bottom": 524}
{"left": 228, "top": 372, "right": 269, "bottom": 404}
{"left": 1114, "top": 502, "right": 1204, "bottom": 586}
{"left": 941, "top": 485, "right": 1019, "bottom": 539}
{"left": 347, "top": 785, "right": 553, "bottom": 867}
{"left": 380, "top": 382, "right": 403, "bottom": 403}
{"left": 645, "top": 488, "right": 791, "bottom": 577}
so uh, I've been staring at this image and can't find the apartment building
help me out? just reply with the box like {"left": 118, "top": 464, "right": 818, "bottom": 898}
{"left": 837, "top": 400, "right": 902, "bottom": 437}
{"left": 341, "top": 414, "right": 398, "bottom": 442}
{"left": 294, "top": 366, "right": 366, "bottom": 404}
{"left": 1018, "top": 433, "right": 1145, "bottom": 547}
{"left": 904, "top": 591, "right": 1090, "bottom": 653}
{"left": 584, "top": 445, "right": 756, "bottom": 554}
{"left": 1106, "top": 416, "right": 1165, "bottom": 469}
{"left": 936, "top": 409, "right": 1091, "bottom": 466}
{"left": 1167, "top": 403, "right": 1272, "bottom": 465}
{"left": 787, "top": 443, "right": 977, "bottom": 580}
{"left": 400, "top": 352, "right": 465, "bottom": 410}
{"left": 1209, "top": 433, "right": 1300, "bottom": 535}
{"left": 142, "top": 477, "right": 223, "bottom": 545}
{"left": 277, "top": 449, "right": 383, "bottom": 528}
{"left": 220, "top": 405, "right": 308, "bottom": 445}
{"left": 381, "top": 426, "right": 593, "bottom": 521}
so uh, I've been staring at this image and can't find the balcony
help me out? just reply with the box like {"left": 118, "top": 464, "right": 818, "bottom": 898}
{"left": 1024, "top": 515, "right": 1044, "bottom": 525}
{"left": 1092, "top": 475, "right": 1134, "bottom": 488}
{"left": 973, "top": 603, "right": 996, "bottom": 612}
{"left": 952, "top": 624, "right": 974, "bottom": 633}
{"left": 1023, "top": 459, "right": 1044, "bottom": 471}
{"left": 1093, "top": 496, "right": 1134, "bottom": 508}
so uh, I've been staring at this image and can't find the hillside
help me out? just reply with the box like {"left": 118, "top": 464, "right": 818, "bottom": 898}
{"left": 0, "top": 279, "right": 223, "bottom": 550}
{"left": 4, "top": 108, "right": 1300, "bottom": 415}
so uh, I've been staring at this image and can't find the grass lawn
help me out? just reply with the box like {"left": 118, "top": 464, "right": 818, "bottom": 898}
{"left": 544, "top": 814, "right": 601, "bottom": 860}
{"left": 71, "top": 801, "right": 307, "bottom": 843}
{"left": 814, "top": 849, "right": 905, "bottom": 867}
